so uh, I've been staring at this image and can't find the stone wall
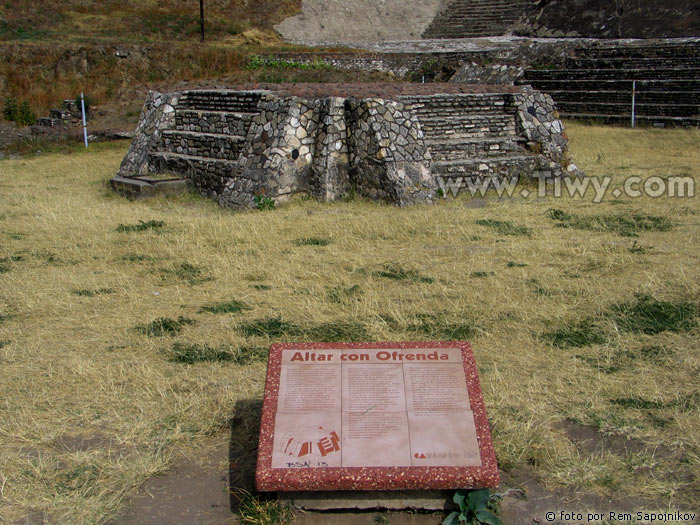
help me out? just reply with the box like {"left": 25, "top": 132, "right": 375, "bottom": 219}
{"left": 116, "top": 85, "right": 576, "bottom": 209}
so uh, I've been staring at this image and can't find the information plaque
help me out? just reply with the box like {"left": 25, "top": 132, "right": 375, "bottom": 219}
{"left": 256, "top": 341, "right": 499, "bottom": 491}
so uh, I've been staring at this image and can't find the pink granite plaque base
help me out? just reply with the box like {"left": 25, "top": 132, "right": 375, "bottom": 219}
{"left": 256, "top": 341, "right": 499, "bottom": 491}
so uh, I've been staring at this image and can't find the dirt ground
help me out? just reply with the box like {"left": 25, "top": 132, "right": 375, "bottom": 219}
{"left": 107, "top": 417, "right": 695, "bottom": 525}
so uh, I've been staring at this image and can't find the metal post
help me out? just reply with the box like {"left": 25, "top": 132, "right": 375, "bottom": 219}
{"left": 80, "top": 92, "right": 88, "bottom": 148}
{"left": 631, "top": 80, "right": 636, "bottom": 129}
{"left": 200, "top": 0, "right": 205, "bottom": 43}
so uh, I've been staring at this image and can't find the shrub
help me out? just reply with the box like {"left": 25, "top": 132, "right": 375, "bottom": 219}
{"left": 3, "top": 97, "right": 36, "bottom": 126}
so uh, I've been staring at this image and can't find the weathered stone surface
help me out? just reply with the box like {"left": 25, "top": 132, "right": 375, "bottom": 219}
{"left": 116, "top": 85, "right": 576, "bottom": 209}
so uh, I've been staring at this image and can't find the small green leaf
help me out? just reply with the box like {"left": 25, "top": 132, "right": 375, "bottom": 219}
{"left": 476, "top": 509, "right": 502, "bottom": 525}
{"left": 466, "top": 489, "right": 491, "bottom": 511}
{"left": 443, "top": 511, "right": 461, "bottom": 525}
{"left": 453, "top": 489, "right": 467, "bottom": 509}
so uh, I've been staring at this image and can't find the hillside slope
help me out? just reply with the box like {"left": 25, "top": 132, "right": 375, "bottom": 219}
{"left": 274, "top": 0, "right": 450, "bottom": 42}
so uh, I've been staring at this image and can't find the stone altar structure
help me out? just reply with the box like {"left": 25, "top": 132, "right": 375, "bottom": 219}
{"left": 115, "top": 83, "right": 575, "bottom": 208}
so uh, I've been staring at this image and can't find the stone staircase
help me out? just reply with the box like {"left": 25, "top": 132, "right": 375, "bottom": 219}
{"left": 146, "top": 91, "right": 265, "bottom": 198}
{"left": 519, "top": 41, "right": 700, "bottom": 126}
{"left": 398, "top": 93, "right": 539, "bottom": 180}
{"left": 422, "top": 0, "right": 531, "bottom": 39}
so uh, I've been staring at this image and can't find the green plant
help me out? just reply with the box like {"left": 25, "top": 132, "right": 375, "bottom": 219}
{"left": 3, "top": 97, "right": 36, "bottom": 126}
{"left": 294, "top": 237, "right": 332, "bottom": 246}
{"left": 476, "top": 219, "right": 531, "bottom": 237}
{"left": 3, "top": 96, "right": 18, "bottom": 121}
{"left": 115, "top": 220, "right": 165, "bottom": 233}
{"left": 444, "top": 489, "right": 501, "bottom": 525}
{"left": 134, "top": 316, "right": 195, "bottom": 337}
{"left": 200, "top": 298, "right": 251, "bottom": 314}
{"left": 235, "top": 489, "right": 295, "bottom": 524}
{"left": 254, "top": 195, "right": 275, "bottom": 211}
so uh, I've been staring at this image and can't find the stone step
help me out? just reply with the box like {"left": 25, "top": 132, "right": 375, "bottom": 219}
{"left": 147, "top": 152, "right": 237, "bottom": 198}
{"left": 418, "top": 115, "right": 517, "bottom": 140}
{"left": 523, "top": 68, "right": 700, "bottom": 81}
{"left": 546, "top": 90, "right": 699, "bottom": 105}
{"left": 175, "top": 109, "right": 257, "bottom": 135}
{"left": 565, "top": 57, "right": 700, "bottom": 70}
{"left": 576, "top": 44, "right": 700, "bottom": 60}
{"left": 559, "top": 113, "right": 700, "bottom": 127}
{"left": 431, "top": 155, "right": 541, "bottom": 179}
{"left": 159, "top": 130, "right": 246, "bottom": 161}
{"left": 422, "top": 0, "right": 529, "bottom": 38}
{"left": 521, "top": 79, "right": 700, "bottom": 92}
{"left": 556, "top": 102, "right": 700, "bottom": 118}
{"left": 176, "top": 91, "right": 264, "bottom": 113}
{"left": 425, "top": 136, "right": 525, "bottom": 161}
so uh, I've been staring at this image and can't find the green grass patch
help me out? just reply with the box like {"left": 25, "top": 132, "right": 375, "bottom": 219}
{"left": 407, "top": 314, "right": 477, "bottom": 340}
{"left": 71, "top": 288, "right": 115, "bottom": 297}
{"left": 199, "top": 299, "right": 251, "bottom": 314}
{"left": 54, "top": 464, "right": 99, "bottom": 495}
{"left": 0, "top": 340, "right": 10, "bottom": 348}
{"left": 470, "top": 271, "right": 495, "bottom": 278}
{"left": 160, "top": 262, "right": 212, "bottom": 285}
{"left": 236, "top": 317, "right": 301, "bottom": 338}
{"left": 293, "top": 237, "right": 332, "bottom": 246}
{"left": 542, "top": 320, "right": 608, "bottom": 348}
{"left": 115, "top": 220, "right": 165, "bottom": 233}
{"left": 547, "top": 209, "right": 673, "bottom": 238}
{"left": 251, "top": 284, "right": 271, "bottom": 290}
{"left": 235, "top": 490, "right": 295, "bottom": 525}
{"left": 169, "top": 343, "right": 267, "bottom": 365}
{"left": 610, "top": 294, "right": 698, "bottom": 335}
{"left": 134, "top": 316, "right": 195, "bottom": 337}
{"left": 507, "top": 261, "right": 528, "bottom": 268}
{"left": 235, "top": 317, "right": 369, "bottom": 342}
{"left": 246, "top": 55, "right": 334, "bottom": 71}
{"left": 120, "top": 254, "right": 156, "bottom": 262}
{"left": 476, "top": 219, "right": 532, "bottom": 236}
{"left": 0, "top": 255, "right": 23, "bottom": 272}
{"left": 327, "top": 284, "right": 362, "bottom": 303}
{"left": 369, "top": 264, "right": 434, "bottom": 284}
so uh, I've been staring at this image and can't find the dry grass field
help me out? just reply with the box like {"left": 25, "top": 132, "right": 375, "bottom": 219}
{"left": 1, "top": 122, "right": 699, "bottom": 523}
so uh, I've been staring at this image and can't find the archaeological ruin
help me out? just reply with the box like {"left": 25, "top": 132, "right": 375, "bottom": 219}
{"left": 114, "top": 84, "right": 576, "bottom": 208}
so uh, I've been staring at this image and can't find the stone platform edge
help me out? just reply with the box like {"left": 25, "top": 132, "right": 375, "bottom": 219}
{"left": 255, "top": 341, "right": 500, "bottom": 492}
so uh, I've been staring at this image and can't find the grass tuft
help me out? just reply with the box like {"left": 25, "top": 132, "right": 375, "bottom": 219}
{"left": 470, "top": 271, "right": 495, "bottom": 278}
{"left": 407, "top": 314, "right": 477, "bottom": 340}
{"left": 547, "top": 210, "right": 673, "bottom": 238}
{"left": 542, "top": 320, "right": 608, "bottom": 348}
{"left": 476, "top": 219, "right": 532, "bottom": 236}
{"left": 235, "top": 489, "right": 295, "bottom": 525}
{"left": 327, "top": 284, "right": 362, "bottom": 303}
{"left": 135, "top": 316, "right": 196, "bottom": 337}
{"left": 71, "top": 288, "right": 115, "bottom": 297}
{"left": 120, "top": 254, "right": 156, "bottom": 262}
{"left": 235, "top": 317, "right": 368, "bottom": 341}
{"left": 200, "top": 299, "right": 251, "bottom": 314}
{"left": 610, "top": 294, "right": 697, "bottom": 334}
{"left": 293, "top": 237, "right": 332, "bottom": 246}
{"left": 115, "top": 220, "right": 165, "bottom": 233}
{"left": 371, "top": 264, "right": 434, "bottom": 284}
{"left": 507, "top": 261, "right": 528, "bottom": 268}
{"left": 160, "top": 262, "right": 212, "bottom": 285}
{"left": 169, "top": 343, "right": 267, "bottom": 365}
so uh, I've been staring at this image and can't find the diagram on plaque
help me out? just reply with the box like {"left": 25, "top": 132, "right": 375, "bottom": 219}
{"left": 279, "top": 425, "right": 341, "bottom": 458}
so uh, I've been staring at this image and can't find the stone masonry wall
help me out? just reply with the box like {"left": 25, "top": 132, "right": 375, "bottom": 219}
{"left": 117, "top": 86, "right": 576, "bottom": 209}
